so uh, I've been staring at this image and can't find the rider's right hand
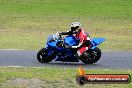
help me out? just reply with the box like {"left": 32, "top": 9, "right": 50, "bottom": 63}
{"left": 56, "top": 32, "right": 60, "bottom": 37}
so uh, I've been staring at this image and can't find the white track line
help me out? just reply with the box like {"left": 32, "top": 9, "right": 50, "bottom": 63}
{"left": 0, "top": 49, "right": 23, "bottom": 50}
{"left": 1, "top": 66, "right": 23, "bottom": 68}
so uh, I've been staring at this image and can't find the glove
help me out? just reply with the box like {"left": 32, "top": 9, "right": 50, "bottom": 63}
{"left": 65, "top": 45, "right": 71, "bottom": 49}
{"left": 56, "top": 32, "right": 60, "bottom": 37}
{"left": 56, "top": 32, "right": 62, "bottom": 38}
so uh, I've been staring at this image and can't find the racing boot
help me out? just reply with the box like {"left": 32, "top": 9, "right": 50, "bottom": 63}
{"left": 74, "top": 53, "right": 81, "bottom": 60}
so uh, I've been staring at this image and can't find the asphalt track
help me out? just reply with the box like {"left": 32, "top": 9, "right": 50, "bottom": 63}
{"left": 0, "top": 50, "right": 132, "bottom": 69}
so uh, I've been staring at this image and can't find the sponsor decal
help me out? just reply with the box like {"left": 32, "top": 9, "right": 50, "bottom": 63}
{"left": 76, "top": 66, "right": 131, "bottom": 85}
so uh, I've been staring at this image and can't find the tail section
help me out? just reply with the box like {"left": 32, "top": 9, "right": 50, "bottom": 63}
{"left": 91, "top": 38, "right": 105, "bottom": 49}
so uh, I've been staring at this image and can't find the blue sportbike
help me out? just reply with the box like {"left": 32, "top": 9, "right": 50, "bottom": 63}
{"left": 37, "top": 33, "right": 105, "bottom": 64}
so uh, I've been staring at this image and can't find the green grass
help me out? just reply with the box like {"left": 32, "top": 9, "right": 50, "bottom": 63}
{"left": 0, "top": 0, "right": 132, "bottom": 17}
{"left": 0, "top": 0, "right": 132, "bottom": 50}
{"left": 0, "top": 67, "right": 131, "bottom": 88}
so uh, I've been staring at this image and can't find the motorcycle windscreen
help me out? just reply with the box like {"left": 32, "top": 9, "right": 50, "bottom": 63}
{"left": 92, "top": 38, "right": 105, "bottom": 46}
{"left": 64, "top": 36, "right": 79, "bottom": 46}
{"left": 47, "top": 34, "right": 59, "bottom": 42}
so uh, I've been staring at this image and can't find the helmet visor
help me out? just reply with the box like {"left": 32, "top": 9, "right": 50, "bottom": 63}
{"left": 71, "top": 26, "right": 79, "bottom": 32}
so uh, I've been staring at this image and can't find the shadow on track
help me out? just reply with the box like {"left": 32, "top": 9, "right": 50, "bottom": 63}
{"left": 36, "top": 61, "right": 103, "bottom": 69}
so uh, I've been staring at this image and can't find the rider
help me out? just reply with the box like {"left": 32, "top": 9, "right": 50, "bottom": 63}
{"left": 59, "top": 22, "right": 93, "bottom": 58}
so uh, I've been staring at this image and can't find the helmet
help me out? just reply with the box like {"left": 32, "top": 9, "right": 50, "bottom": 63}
{"left": 70, "top": 22, "right": 81, "bottom": 32}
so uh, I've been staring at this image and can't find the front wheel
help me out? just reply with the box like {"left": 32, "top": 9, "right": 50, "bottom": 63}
{"left": 81, "top": 47, "right": 101, "bottom": 64}
{"left": 37, "top": 48, "right": 55, "bottom": 63}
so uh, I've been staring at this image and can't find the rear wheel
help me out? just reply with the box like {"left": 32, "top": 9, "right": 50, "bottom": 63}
{"left": 37, "top": 48, "right": 55, "bottom": 63}
{"left": 81, "top": 47, "right": 101, "bottom": 64}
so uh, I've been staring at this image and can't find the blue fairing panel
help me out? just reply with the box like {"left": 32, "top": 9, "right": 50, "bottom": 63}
{"left": 47, "top": 40, "right": 65, "bottom": 51}
{"left": 64, "top": 36, "right": 78, "bottom": 46}
{"left": 92, "top": 38, "right": 105, "bottom": 46}
{"left": 47, "top": 41, "right": 57, "bottom": 48}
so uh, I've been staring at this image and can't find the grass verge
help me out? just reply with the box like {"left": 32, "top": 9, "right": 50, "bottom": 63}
{"left": 0, "top": 67, "right": 131, "bottom": 88}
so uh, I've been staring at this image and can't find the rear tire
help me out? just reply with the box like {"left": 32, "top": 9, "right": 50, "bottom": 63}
{"left": 81, "top": 47, "right": 101, "bottom": 64}
{"left": 37, "top": 48, "right": 54, "bottom": 63}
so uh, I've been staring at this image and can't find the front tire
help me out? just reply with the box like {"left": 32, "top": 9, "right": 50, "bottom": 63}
{"left": 37, "top": 48, "right": 54, "bottom": 63}
{"left": 81, "top": 47, "right": 101, "bottom": 64}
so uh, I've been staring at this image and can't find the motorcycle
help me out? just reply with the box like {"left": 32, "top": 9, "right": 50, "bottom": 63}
{"left": 37, "top": 33, "right": 105, "bottom": 64}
